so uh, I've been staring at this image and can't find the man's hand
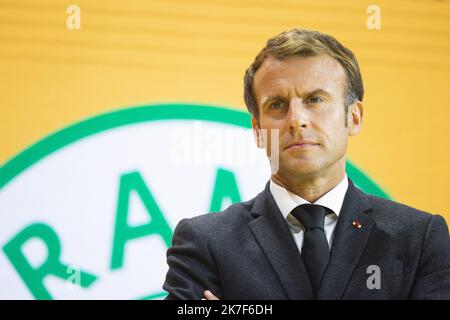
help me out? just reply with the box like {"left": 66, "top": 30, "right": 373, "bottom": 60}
{"left": 202, "top": 290, "right": 220, "bottom": 300}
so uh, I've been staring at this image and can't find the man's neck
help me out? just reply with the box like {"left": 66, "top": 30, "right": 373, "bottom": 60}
{"left": 271, "top": 165, "right": 346, "bottom": 203}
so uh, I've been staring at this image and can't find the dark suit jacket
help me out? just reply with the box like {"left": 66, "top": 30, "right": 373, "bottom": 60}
{"left": 163, "top": 178, "right": 450, "bottom": 299}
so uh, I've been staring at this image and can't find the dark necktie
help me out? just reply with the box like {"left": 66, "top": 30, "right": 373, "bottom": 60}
{"left": 291, "top": 204, "right": 330, "bottom": 297}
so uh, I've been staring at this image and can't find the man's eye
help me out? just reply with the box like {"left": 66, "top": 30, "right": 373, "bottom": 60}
{"left": 269, "top": 101, "right": 285, "bottom": 109}
{"left": 306, "top": 96, "right": 324, "bottom": 104}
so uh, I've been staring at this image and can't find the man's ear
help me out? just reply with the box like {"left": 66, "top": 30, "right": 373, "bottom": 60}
{"left": 348, "top": 101, "right": 363, "bottom": 136}
{"left": 251, "top": 117, "right": 264, "bottom": 148}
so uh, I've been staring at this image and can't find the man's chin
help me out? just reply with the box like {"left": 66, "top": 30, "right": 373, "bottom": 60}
{"left": 277, "top": 162, "right": 322, "bottom": 178}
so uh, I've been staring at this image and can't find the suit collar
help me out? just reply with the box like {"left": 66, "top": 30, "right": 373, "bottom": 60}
{"left": 249, "top": 181, "right": 315, "bottom": 299}
{"left": 317, "top": 178, "right": 374, "bottom": 299}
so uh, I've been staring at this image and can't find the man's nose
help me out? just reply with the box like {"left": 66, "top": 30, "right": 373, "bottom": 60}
{"left": 288, "top": 98, "right": 309, "bottom": 130}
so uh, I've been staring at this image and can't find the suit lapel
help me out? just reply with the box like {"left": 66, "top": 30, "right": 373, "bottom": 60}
{"left": 249, "top": 182, "right": 315, "bottom": 300}
{"left": 317, "top": 178, "right": 375, "bottom": 299}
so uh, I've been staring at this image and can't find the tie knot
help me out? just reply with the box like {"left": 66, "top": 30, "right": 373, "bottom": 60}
{"left": 291, "top": 204, "right": 327, "bottom": 230}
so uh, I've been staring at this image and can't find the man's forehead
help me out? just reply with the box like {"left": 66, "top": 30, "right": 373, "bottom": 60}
{"left": 254, "top": 54, "right": 346, "bottom": 95}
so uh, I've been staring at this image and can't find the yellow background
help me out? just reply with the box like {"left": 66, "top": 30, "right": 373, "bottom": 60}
{"left": 0, "top": 0, "right": 449, "bottom": 221}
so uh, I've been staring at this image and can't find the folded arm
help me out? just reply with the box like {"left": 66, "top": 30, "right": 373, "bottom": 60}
{"left": 163, "top": 218, "right": 222, "bottom": 300}
{"left": 411, "top": 215, "right": 450, "bottom": 299}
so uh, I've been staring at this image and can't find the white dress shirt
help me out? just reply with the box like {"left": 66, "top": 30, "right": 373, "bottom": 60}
{"left": 269, "top": 175, "right": 348, "bottom": 253}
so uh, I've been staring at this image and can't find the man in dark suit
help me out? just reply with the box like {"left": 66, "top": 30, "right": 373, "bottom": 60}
{"left": 163, "top": 29, "right": 450, "bottom": 300}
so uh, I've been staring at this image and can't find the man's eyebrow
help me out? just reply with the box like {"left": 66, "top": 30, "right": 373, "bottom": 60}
{"left": 303, "top": 88, "right": 332, "bottom": 98}
{"left": 261, "top": 89, "right": 332, "bottom": 105}
{"left": 303, "top": 88, "right": 332, "bottom": 99}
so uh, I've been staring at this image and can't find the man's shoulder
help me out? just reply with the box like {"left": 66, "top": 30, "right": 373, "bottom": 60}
{"left": 363, "top": 191, "right": 438, "bottom": 229}
{"left": 191, "top": 197, "right": 255, "bottom": 223}
{"left": 181, "top": 194, "right": 261, "bottom": 235}
{"left": 347, "top": 187, "right": 450, "bottom": 249}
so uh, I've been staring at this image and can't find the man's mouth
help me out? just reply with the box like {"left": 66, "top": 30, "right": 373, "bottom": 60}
{"left": 285, "top": 141, "right": 319, "bottom": 150}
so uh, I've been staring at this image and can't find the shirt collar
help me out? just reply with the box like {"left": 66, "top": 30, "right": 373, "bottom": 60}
{"left": 269, "top": 174, "right": 349, "bottom": 221}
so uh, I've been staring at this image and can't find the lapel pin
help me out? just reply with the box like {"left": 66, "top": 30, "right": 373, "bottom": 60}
{"left": 352, "top": 220, "right": 362, "bottom": 229}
